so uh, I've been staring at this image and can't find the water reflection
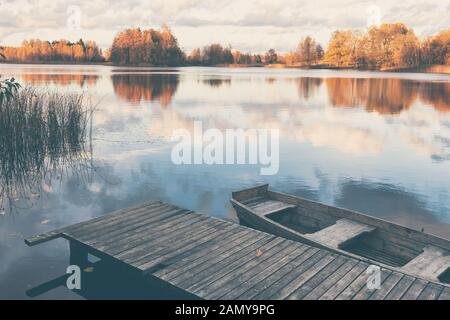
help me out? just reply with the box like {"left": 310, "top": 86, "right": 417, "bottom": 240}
{"left": 111, "top": 73, "right": 179, "bottom": 107}
{"left": 1, "top": 65, "right": 450, "bottom": 299}
{"left": 326, "top": 78, "right": 449, "bottom": 114}
{"left": 17, "top": 74, "right": 99, "bottom": 88}
{"left": 296, "top": 77, "right": 322, "bottom": 100}
{"left": 203, "top": 78, "right": 231, "bottom": 88}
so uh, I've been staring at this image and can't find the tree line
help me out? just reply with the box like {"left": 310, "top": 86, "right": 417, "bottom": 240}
{"left": 1, "top": 39, "right": 104, "bottom": 62}
{"left": 1, "top": 23, "right": 449, "bottom": 69}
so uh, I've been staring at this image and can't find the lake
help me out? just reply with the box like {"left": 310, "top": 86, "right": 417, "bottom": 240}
{"left": 1, "top": 64, "right": 450, "bottom": 299}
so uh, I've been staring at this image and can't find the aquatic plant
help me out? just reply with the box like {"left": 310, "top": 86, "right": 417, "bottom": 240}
{"left": 0, "top": 87, "right": 94, "bottom": 214}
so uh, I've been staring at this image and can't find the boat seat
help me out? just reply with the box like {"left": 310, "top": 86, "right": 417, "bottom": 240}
{"left": 307, "top": 218, "right": 376, "bottom": 248}
{"left": 400, "top": 245, "right": 450, "bottom": 281}
{"left": 246, "top": 199, "right": 297, "bottom": 216}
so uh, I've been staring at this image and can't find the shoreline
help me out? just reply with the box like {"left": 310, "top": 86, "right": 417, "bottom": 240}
{"left": 1, "top": 61, "right": 449, "bottom": 74}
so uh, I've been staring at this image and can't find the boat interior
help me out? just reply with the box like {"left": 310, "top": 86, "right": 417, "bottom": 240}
{"left": 232, "top": 185, "right": 450, "bottom": 283}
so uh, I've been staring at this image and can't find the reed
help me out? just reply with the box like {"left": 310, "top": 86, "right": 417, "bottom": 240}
{"left": 0, "top": 87, "right": 93, "bottom": 214}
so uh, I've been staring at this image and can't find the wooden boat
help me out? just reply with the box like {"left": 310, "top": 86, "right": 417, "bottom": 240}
{"left": 231, "top": 184, "right": 450, "bottom": 284}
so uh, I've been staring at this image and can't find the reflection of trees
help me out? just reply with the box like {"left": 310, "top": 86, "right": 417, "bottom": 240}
{"left": 202, "top": 78, "right": 231, "bottom": 88}
{"left": 297, "top": 77, "right": 322, "bottom": 100}
{"left": 326, "top": 78, "right": 450, "bottom": 114}
{"left": 0, "top": 88, "right": 94, "bottom": 214}
{"left": 111, "top": 74, "right": 179, "bottom": 107}
{"left": 18, "top": 74, "right": 99, "bottom": 87}
{"left": 326, "top": 78, "right": 418, "bottom": 114}
{"left": 418, "top": 82, "right": 450, "bottom": 113}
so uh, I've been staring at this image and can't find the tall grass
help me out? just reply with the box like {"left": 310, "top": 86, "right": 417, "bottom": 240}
{"left": 0, "top": 87, "right": 93, "bottom": 214}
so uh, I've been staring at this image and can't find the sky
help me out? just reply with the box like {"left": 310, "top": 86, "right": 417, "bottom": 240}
{"left": 0, "top": 0, "right": 449, "bottom": 53}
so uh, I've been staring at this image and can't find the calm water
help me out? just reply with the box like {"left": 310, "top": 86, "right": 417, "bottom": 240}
{"left": 1, "top": 64, "right": 450, "bottom": 299}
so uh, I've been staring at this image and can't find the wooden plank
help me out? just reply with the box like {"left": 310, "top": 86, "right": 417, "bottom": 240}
{"left": 267, "top": 253, "right": 337, "bottom": 300}
{"left": 349, "top": 268, "right": 391, "bottom": 300}
{"left": 286, "top": 255, "right": 348, "bottom": 300}
{"left": 156, "top": 229, "right": 258, "bottom": 279}
{"left": 401, "top": 278, "right": 428, "bottom": 300}
{"left": 110, "top": 214, "right": 213, "bottom": 259}
{"left": 308, "top": 218, "right": 376, "bottom": 248}
{"left": 366, "top": 271, "right": 403, "bottom": 300}
{"left": 232, "top": 184, "right": 268, "bottom": 202}
{"left": 318, "top": 261, "right": 368, "bottom": 300}
{"left": 302, "top": 259, "right": 358, "bottom": 300}
{"left": 218, "top": 245, "right": 309, "bottom": 300}
{"left": 438, "top": 287, "right": 450, "bottom": 300}
{"left": 241, "top": 196, "right": 266, "bottom": 206}
{"left": 237, "top": 247, "right": 320, "bottom": 300}
{"left": 179, "top": 236, "right": 281, "bottom": 292}
{"left": 187, "top": 238, "right": 286, "bottom": 294}
{"left": 201, "top": 240, "right": 297, "bottom": 299}
{"left": 123, "top": 218, "right": 229, "bottom": 265}
{"left": 66, "top": 201, "right": 166, "bottom": 237}
{"left": 97, "top": 211, "right": 204, "bottom": 254}
{"left": 417, "top": 282, "right": 444, "bottom": 300}
{"left": 25, "top": 230, "right": 64, "bottom": 246}
{"left": 383, "top": 275, "right": 415, "bottom": 300}
{"left": 137, "top": 223, "right": 242, "bottom": 273}
{"left": 70, "top": 204, "right": 180, "bottom": 241}
{"left": 164, "top": 231, "right": 270, "bottom": 283}
{"left": 25, "top": 201, "right": 161, "bottom": 246}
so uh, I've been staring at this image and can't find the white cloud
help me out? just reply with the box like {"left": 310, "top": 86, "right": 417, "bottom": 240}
{"left": 0, "top": 0, "right": 448, "bottom": 52}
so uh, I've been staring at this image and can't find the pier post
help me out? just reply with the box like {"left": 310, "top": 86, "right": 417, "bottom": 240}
{"left": 69, "top": 241, "right": 89, "bottom": 268}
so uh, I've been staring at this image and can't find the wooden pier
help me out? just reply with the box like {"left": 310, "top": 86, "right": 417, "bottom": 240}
{"left": 25, "top": 201, "right": 450, "bottom": 300}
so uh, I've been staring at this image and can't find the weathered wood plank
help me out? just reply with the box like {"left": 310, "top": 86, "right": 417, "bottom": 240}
{"left": 124, "top": 219, "right": 229, "bottom": 265}
{"left": 187, "top": 238, "right": 286, "bottom": 294}
{"left": 365, "top": 271, "right": 403, "bottom": 300}
{"left": 302, "top": 259, "right": 358, "bottom": 300}
{"left": 219, "top": 245, "right": 309, "bottom": 300}
{"left": 67, "top": 201, "right": 166, "bottom": 237}
{"left": 98, "top": 211, "right": 204, "bottom": 254}
{"left": 286, "top": 255, "right": 348, "bottom": 300}
{"left": 71, "top": 204, "right": 181, "bottom": 242}
{"left": 164, "top": 231, "right": 270, "bottom": 283}
{"left": 137, "top": 223, "right": 241, "bottom": 273}
{"left": 383, "top": 274, "right": 415, "bottom": 300}
{"left": 25, "top": 201, "right": 162, "bottom": 246}
{"left": 201, "top": 240, "right": 297, "bottom": 299}
{"left": 237, "top": 247, "right": 320, "bottom": 299}
{"left": 350, "top": 268, "right": 391, "bottom": 300}
{"left": 401, "top": 278, "right": 428, "bottom": 300}
{"left": 180, "top": 237, "right": 281, "bottom": 292}
{"left": 438, "top": 287, "right": 450, "bottom": 300}
{"left": 157, "top": 229, "right": 257, "bottom": 279}
{"left": 267, "top": 253, "right": 337, "bottom": 300}
{"left": 308, "top": 218, "right": 375, "bottom": 249}
{"left": 319, "top": 261, "right": 368, "bottom": 300}
{"left": 417, "top": 282, "right": 444, "bottom": 300}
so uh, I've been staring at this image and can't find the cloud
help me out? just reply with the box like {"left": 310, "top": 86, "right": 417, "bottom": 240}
{"left": 0, "top": 0, "right": 448, "bottom": 52}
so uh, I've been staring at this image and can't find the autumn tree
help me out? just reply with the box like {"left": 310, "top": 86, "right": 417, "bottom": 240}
{"left": 421, "top": 29, "right": 450, "bottom": 65}
{"left": 297, "top": 36, "right": 324, "bottom": 66}
{"left": 323, "top": 30, "right": 360, "bottom": 67}
{"left": 264, "top": 49, "right": 278, "bottom": 64}
{"left": 187, "top": 48, "right": 202, "bottom": 65}
{"left": 200, "top": 44, "right": 233, "bottom": 65}
{"left": 1, "top": 38, "right": 103, "bottom": 62}
{"left": 109, "top": 26, "right": 185, "bottom": 66}
{"left": 362, "top": 23, "right": 420, "bottom": 69}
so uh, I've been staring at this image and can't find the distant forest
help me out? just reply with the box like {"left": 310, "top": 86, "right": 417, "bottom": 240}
{"left": 1, "top": 23, "right": 449, "bottom": 70}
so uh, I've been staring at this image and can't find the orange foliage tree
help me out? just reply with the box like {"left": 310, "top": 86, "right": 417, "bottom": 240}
{"left": 109, "top": 26, "right": 185, "bottom": 66}
{"left": 1, "top": 39, "right": 104, "bottom": 62}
